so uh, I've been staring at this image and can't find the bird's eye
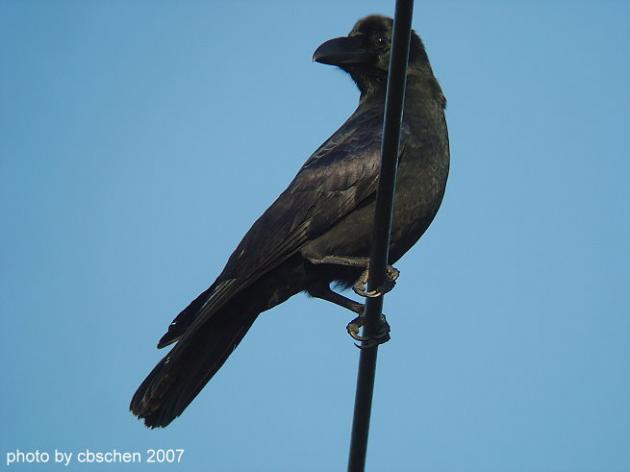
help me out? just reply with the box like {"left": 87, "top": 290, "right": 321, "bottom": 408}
{"left": 375, "top": 35, "right": 386, "bottom": 46}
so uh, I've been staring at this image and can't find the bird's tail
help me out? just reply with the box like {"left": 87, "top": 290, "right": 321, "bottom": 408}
{"left": 131, "top": 256, "right": 308, "bottom": 428}
{"left": 129, "top": 301, "right": 258, "bottom": 428}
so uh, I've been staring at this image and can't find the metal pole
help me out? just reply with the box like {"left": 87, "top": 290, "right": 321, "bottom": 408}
{"left": 347, "top": 1, "right": 415, "bottom": 470}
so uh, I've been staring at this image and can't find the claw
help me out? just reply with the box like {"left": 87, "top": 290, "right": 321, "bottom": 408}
{"left": 346, "top": 316, "right": 368, "bottom": 342}
{"left": 386, "top": 265, "right": 400, "bottom": 281}
{"left": 346, "top": 314, "right": 391, "bottom": 348}
{"left": 352, "top": 265, "right": 400, "bottom": 298}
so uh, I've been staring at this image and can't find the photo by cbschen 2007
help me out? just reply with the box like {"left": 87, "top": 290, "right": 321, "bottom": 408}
{"left": 5, "top": 448, "right": 184, "bottom": 467}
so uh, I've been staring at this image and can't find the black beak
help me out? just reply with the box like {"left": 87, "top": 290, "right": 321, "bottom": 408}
{"left": 312, "top": 35, "right": 373, "bottom": 66}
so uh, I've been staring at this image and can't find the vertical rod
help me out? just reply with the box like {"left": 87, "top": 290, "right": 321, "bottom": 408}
{"left": 347, "top": 1, "right": 415, "bottom": 471}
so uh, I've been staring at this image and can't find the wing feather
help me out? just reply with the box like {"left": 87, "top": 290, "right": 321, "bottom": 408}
{"left": 162, "top": 104, "right": 411, "bottom": 343}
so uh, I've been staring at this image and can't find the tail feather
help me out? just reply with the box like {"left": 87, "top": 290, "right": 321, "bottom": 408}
{"left": 131, "top": 257, "right": 308, "bottom": 427}
{"left": 130, "top": 306, "right": 257, "bottom": 428}
{"left": 156, "top": 283, "right": 217, "bottom": 349}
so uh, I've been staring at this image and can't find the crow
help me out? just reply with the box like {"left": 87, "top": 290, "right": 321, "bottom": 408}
{"left": 131, "top": 14, "right": 449, "bottom": 428}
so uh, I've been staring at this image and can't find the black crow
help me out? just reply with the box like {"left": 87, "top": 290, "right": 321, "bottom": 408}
{"left": 131, "top": 14, "right": 449, "bottom": 428}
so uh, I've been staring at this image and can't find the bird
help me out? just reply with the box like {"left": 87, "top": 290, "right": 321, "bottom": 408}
{"left": 130, "top": 14, "right": 449, "bottom": 428}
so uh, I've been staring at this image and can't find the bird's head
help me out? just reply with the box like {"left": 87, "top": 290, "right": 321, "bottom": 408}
{"left": 313, "top": 15, "right": 441, "bottom": 102}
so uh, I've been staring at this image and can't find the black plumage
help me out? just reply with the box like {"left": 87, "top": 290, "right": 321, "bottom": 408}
{"left": 130, "top": 15, "right": 449, "bottom": 428}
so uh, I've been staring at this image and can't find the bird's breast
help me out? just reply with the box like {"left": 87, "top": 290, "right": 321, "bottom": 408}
{"left": 387, "top": 143, "right": 449, "bottom": 261}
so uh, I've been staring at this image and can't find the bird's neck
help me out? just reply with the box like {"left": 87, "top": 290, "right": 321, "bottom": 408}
{"left": 406, "top": 73, "right": 447, "bottom": 110}
{"left": 353, "top": 73, "right": 387, "bottom": 102}
{"left": 354, "top": 69, "right": 446, "bottom": 110}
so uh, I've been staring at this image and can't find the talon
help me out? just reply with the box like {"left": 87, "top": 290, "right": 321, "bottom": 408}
{"left": 352, "top": 270, "right": 369, "bottom": 298}
{"left": 352, "top": 265, "right": 399, "bottom": 298}
{"left": 386, "top": 266, "right": 400, "bottom": 281}
{"left": 346, "top": 316, "right": 370, "bottom": 342}
{"left": 346, "top": 314, "right": 391, "bottom": 348}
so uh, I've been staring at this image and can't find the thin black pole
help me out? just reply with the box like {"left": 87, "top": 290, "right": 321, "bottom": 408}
{"left": 347, "top": 1, "right": 415, "bottom": 471}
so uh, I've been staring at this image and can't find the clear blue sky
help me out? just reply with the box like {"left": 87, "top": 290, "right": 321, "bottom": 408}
{"left": 1, "top": 1, "right": 629, "bottom": 471}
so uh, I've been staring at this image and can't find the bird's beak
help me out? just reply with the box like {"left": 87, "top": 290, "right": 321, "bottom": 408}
{"left": 313, "top": 35, "right": 372, "bottom": 66}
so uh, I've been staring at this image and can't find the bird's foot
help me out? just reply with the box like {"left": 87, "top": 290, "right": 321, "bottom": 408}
{"left": 346, "top": 314, "right": 391, "bottom": 349}
{"left": 352, "top": 265, "right": 400, "bottom": 298}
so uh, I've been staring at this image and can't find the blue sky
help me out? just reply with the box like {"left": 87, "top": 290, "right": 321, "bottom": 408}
{"left": 1, "top": 1, "right": 629, "bottom": 471}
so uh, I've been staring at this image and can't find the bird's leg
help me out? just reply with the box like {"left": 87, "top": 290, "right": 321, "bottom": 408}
{"left": 306, "top": 282, "right": 391, "bottom": 347}
{"left": 306, "top": 255, "right": 400, "bottom": 299}
{"left": 307, "top": 282, "right": 364, "bottom": 314}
